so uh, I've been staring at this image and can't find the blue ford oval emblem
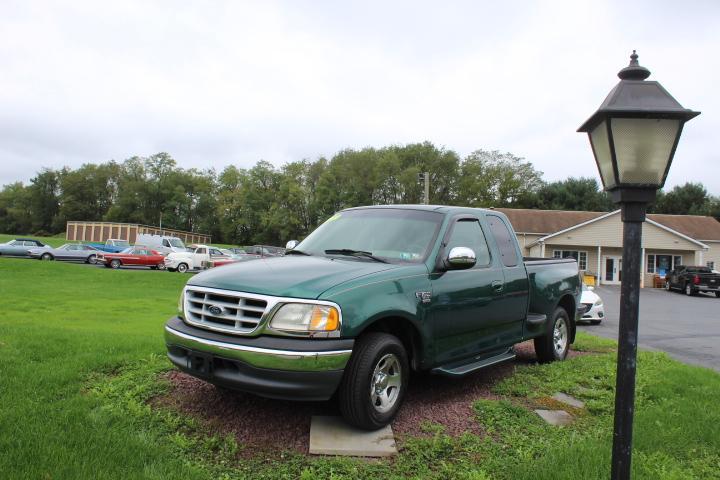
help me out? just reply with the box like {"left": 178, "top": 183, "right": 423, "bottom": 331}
{"left": 208, "top": 305, "right": 224, "bottom": 316}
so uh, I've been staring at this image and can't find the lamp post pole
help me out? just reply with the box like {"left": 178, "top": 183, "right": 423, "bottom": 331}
{"left": 611, "top": 199, "right": 648, "bottom": 479}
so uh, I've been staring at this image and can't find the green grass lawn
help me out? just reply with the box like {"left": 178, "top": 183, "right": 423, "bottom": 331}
{"left": 1, "top": 258, "right": 718, "bottom": 479}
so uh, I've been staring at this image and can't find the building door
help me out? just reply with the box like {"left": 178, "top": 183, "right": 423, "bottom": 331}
{"left": 602, "top": 256, "right": 622, "bottom": 285}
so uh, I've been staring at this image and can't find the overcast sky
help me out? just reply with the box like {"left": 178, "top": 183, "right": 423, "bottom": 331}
{"left": 1, "top": 0, "right": 719, "bottom": 193}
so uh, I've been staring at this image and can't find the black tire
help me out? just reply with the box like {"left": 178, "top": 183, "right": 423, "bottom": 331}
{"left": 685, "top": 283, "right": 695, "bottom": 296}
{"left": 534, "top": 307, "right": 571, "bottom": 363}
{"left": 664, "top": 281, "right": 671, "bottom": 291}
{"left": 338, "top": 332, "right": 409, "bottom": 430}
{"left": 715, "top": 291, "right": 720, "bottom": 298}
{"left": 41, "top": 253, "right": 53, "bottom": 261}
{"left": 110, "top": 259, "right": 122, "bottom": 269}
{"left": 157, "top": 262, "right": 166, "bottom": 270}
{"left": 177, "top": 263, "right": 189, "bottom": 273}
{"left": 86, "top": 254, "right": 97, "bottom": 264}
{"left": 167, "top": 267, "right": 176, "bottom": 272}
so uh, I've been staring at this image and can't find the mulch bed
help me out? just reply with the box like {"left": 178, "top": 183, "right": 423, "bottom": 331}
{"left": 154, "top": 341, "right": 587, "bottom": 455}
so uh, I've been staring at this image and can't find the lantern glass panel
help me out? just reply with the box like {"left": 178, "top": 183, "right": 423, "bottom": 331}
{"left": 589, "top": 120, "right": 616, "bottom": 189}
{"left": 610, "top": 118, "right": 680, "bottom": 186}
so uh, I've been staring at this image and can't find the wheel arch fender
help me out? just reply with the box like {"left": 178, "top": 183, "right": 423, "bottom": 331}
{"left": 354, "top": 312, "right": 426, "bottom": 371}
{"left": 556, "top": 294, "right": 577, "bottom": 344}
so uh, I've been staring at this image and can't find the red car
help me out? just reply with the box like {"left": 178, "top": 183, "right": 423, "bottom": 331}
{"left": 98, "top": 246, "right": 166, "bottom": 270}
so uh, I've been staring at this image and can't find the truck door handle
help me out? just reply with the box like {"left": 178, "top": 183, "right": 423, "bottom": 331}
{"left": 491, "top": 280, "right": 504, "bottom": 292}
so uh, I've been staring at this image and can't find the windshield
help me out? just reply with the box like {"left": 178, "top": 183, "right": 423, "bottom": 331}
{"left": 298, "top": 208, "right": 444, "bottom": 263}
{"left": 168, "top": 238, "right": 185, "bottom": 248}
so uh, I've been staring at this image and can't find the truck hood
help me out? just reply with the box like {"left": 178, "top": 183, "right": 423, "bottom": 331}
{"left": 187, "top": 255, "right": 401, "bottom": 299}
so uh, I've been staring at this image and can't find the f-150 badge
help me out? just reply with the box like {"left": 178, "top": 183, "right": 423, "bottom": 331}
{"left": 415, "top": 291, "right": 432, "bottom": 304}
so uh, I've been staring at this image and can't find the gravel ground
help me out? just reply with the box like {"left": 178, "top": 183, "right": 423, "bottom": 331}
{"left": 156, "top": 341, "right": 585, "bottom": 454}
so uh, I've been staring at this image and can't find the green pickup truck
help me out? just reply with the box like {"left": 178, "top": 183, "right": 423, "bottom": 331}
{"left": 165, "top": 206, "right": 581, "bottom": 429}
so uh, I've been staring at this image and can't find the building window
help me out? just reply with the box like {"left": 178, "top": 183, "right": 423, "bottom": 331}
{"left": 553, "top": 250, "right": 587, "bottom": 270}
{"left": 709, "top": 261, "right": 716, "bottom": 270}
{"left": 647, "top": 254, "right": 681, "bottom": 275}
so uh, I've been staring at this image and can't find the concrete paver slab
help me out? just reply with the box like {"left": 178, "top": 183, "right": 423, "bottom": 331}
{"left": 534, "top": 409, "right": 573, "bottom": 426}
{"left": 552, "top": 392, "right": 585, "bottom": 409}
{"left": 309, "top": 416, "right": 397, "bottom": 457}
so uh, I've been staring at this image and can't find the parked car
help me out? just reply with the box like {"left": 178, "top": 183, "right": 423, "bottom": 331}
{"left": 28, "top": 243, "right": 102, "bottom": 263}
{"left": 0, "top": 238, "right": 48, "bottom": 257}
{"left": 165, "top": 245, "right": 229, "bottom": 273}
{"left": 578, "top": 284, "right": 604, "bottom": 324}
{"left": 97, "top": 246, "right": 166, "bottom": 270}
{"left": 136, "top": 234, "right": 187, "bottom": 255}
{"left": 88, "top": 239, "right": 132, "bottom": 253}
{"left": 245, "top": 245, "right": 286, "bottom": 257}
{"left": 164, "top": 205, "right": 581, "bottom": 430}
{"left": 665, "top": 265, "right": 720, "bottom": 297}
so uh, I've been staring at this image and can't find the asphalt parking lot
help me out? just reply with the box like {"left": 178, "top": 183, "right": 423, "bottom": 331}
{"left": 582, "top": 285, "right": 720, "bottom": 372}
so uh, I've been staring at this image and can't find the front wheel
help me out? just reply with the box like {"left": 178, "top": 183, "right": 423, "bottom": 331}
{"left": 86, "top": 254, "right": 97, "bottom": 264}
{"left": 685, "top": 283, "right": 695, "bottom": 296}
{"left": 715, "top": 291, "right": 720, "bottom": 298}
{"left": 110, "top": 259, "right": 122, "bottom": 269}
{"left": 534, "top": 307, "right": 571, "bottom": 363}
{"left": 41, "top": 253, "right": 53, "bottom": 261}
{"left": 664, "top": 281, "right": 671, "bottom": 291}
{"left": 177, "top": 263, "right": 189, "bottom": 273}
{"left": 338, "top": 332, "right": 409, "bottom": 430}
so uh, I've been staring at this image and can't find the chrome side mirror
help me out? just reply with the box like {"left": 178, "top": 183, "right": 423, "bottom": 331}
{"left": 447, "top": 246, "right": 476, "bottom": 269}
{"left": 285, "top": 240, "right": 299, "bottom": 250}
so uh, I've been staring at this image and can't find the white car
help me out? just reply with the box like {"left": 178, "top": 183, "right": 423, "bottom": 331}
{"left": 579, "top": 284, "right": 604, "bottom": 325}
{"left": 164, "top": 244, "right": 228, "bottom": 273}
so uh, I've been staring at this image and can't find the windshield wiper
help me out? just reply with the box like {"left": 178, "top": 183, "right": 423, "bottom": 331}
{"left": 324, "top": 249, "right": 388, "bottom": 263}
{"left": 285, "top": 249, "right": 311, "bottom": 256}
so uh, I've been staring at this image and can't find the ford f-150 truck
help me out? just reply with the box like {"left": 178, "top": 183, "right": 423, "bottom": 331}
{"left": 165, "top": 206, "right": 581, "bottom": 429}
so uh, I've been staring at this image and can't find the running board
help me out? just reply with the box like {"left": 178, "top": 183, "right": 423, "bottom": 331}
{"left": 431, "top": 348, "right": 516, "bottom": 377}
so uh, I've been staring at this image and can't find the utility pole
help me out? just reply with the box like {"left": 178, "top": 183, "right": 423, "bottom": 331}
{"left": 418, "top": 172, "right": 430, "bottom": 204}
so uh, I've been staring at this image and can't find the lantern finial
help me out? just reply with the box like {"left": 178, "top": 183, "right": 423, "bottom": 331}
{"left": 618, "top": 50, "right": 651, "bottom": 81}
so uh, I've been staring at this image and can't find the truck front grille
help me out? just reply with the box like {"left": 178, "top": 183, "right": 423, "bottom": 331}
{"left": 184, "top": 287, "right": 269, "bottom": 334}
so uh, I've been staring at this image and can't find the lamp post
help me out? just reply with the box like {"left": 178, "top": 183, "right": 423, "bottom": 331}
{"left": 578, "top": 51, "right": 699, "bottom": 480}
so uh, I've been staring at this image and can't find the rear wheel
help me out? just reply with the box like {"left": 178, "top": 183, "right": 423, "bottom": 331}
{"left": 664, "top": 281, "right": 671, "bottom": 291}
{"left": 534, "top": 307, "right": 571, "bottom": 363}
{"left": 715, "top": 291, "right": 720, "bottom": 298}
{"left": 685, "top": 283, "right": 695, "bottom": 296}
{"left": 157, "top": 262, "right": 166, "bottom": 270}
{"left": 41, "top": 253, "right": 53, "bottom": 261}
{"left": 110, "top": 259, "right": 122, "bottom": 269}
{"left": 338, "top": 332, "right": 408, "bottom": 430}
{"left": 177, "top": 263, "right": 189, "bottom": 273}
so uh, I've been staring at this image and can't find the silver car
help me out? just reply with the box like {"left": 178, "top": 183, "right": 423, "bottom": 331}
{"left": 0, "top": 238, "right": 48, "bottom": 257}
{"left": 28, "top": 243, "right": 102, "bottom": 264}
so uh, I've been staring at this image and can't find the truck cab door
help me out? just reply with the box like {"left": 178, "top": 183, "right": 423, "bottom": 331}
{"left": 429, "top": 216, "right": 511, "bottom": 365}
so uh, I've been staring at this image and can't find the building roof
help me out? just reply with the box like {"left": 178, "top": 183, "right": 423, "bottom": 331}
{"left": 646, "top": 214, "right": 720, "bottom": 242}
{"left": 496, "top": 208, "right": 605, "bottom": 235}
{"left": 497, "top": 208, "right": 720, "bottom": 242}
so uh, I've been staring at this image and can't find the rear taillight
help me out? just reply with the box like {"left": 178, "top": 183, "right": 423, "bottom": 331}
{"left": 693, "top": 274, "right": 700, "bottom": 285}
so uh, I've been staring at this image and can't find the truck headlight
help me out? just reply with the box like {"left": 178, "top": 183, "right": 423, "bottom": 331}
{"left": 178, "top": 290, "right": 185, "bottom": 317}
{"left": 269, "top": 303, "right": 340, "bottom": 333}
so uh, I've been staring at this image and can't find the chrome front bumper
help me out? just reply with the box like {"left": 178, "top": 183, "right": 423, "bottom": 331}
{"left": 164, "top": 322, "right": 353, "bottom": 372}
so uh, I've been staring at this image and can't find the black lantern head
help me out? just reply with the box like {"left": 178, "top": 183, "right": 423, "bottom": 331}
{"left": 578, "top": 51, "right": 700, "bottom": 193}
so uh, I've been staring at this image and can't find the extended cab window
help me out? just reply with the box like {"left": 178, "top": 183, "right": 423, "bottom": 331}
{"left": 446, "top": 219, "right": 491, "bottom": 267}
{"left": 487, "top": 215, "right": 518, "bottom": 267}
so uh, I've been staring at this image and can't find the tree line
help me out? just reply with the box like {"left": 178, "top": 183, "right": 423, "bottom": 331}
{"left": 1, "top": 142, "right": 718, "bottom": 245}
